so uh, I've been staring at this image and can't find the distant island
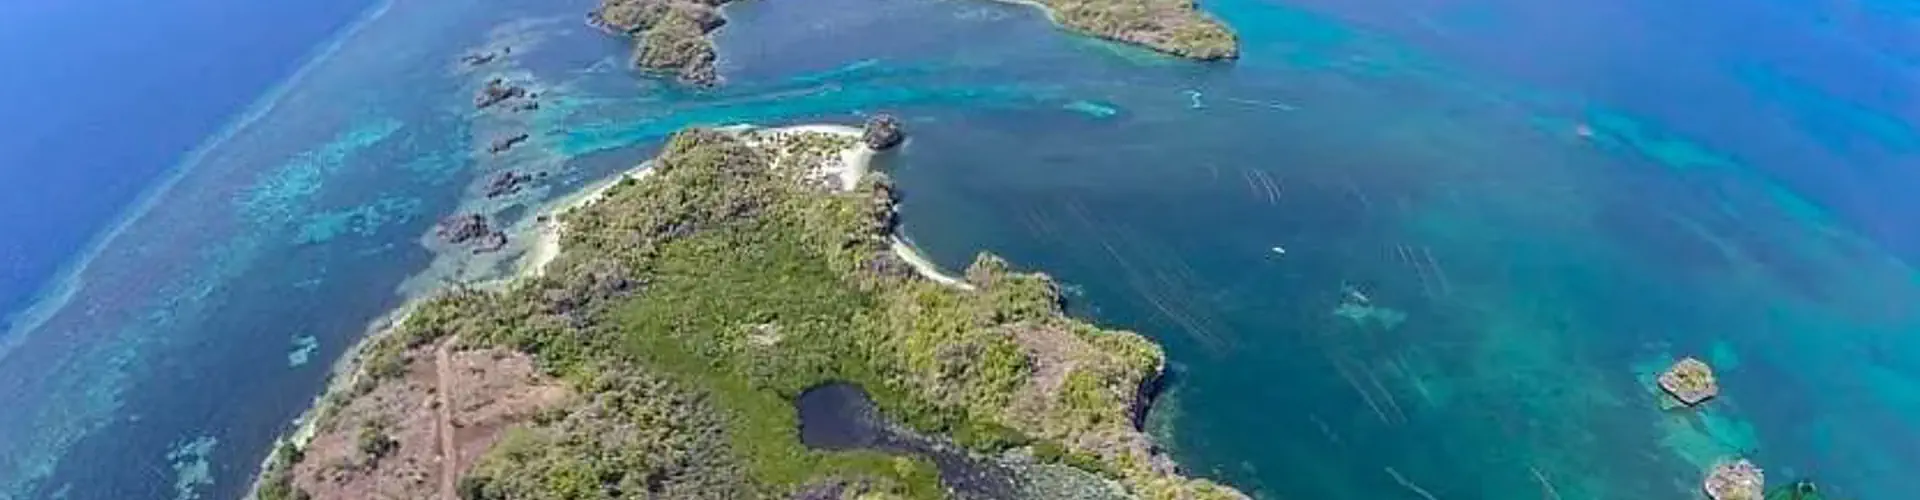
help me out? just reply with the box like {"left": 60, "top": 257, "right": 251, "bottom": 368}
{"left": 254, "top": 124, "right": 1245, "bottom": 499}
{"left": 1024, "top": 0, "right": 1238, "bottom": 60}
{"left": 590, "top": 0, "right": 732, "bottom": 85}
{"left": 589, "top": 0, "right": 1237, "bottom": 86}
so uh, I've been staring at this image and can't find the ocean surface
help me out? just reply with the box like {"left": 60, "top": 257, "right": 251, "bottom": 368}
{"left": 4, "top": 0, "right": 1920, "bottom": 498}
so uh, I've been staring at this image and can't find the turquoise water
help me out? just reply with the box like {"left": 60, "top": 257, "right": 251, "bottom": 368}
{"left": 4, "top": 0, "right": 1919, "bottom": 497}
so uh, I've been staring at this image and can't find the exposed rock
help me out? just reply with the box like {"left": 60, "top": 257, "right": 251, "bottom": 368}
{"left": 487, "top": 133, "right": 529, "bottom": 155}
{"left": 861, "top": 113, "right": 904, "bottom": 150}
{"left": 434, "top": 214, "right": 509, "bottom": 254}
{"left": 1658, "top": 357, "right": 1719, "bottom": 406}
{"left": 483, "top": 170, "right": 534, "bottom": 198}
{"left": 1704, "top": 458, "right": 1764, "bottom": 500}
{"left": 474, "top": 231, "right": 509, "bottom": 254}
{"left": 435, "top": 214, "right": 492, "bottom": 245}
{"left": 460, "top": 52, "right": 498, "bottom": 66}
{"left": 473, "top": 79, "right": 527, "bottom": 109}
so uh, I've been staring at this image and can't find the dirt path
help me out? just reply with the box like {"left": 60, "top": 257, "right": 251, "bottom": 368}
{"left": 434, "top": 338, "right": 459, "bottom": 500}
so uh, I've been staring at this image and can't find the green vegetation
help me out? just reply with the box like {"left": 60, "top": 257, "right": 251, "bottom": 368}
{"left": 591, "top": 0, "right": 1237, "bottom": 84}
{"left": 458, "top": 367, "right": 766, "bottom": 499}
{"left": 637, "top": 13, "right": 719, "bottom": 85}
{"left": 319, "top": 128, "right": 1241, "bottom": 499}
{"left": 354, "top": 421, "right": 399, "bottom": 461}
{"left": 256, "top": 441, "right": 312, "bottom": 500}
{"left": 1040, "top": 0, "right": 1239, "bottom": 60}
{"left": 593, "top": 0, "right": 728, "bottom": 85}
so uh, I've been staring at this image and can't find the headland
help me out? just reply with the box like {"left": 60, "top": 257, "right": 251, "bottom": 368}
{"left": 252, "top": 124, "right": 1244, "bottom": 500}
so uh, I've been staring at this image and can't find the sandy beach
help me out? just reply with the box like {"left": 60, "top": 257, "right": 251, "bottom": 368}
{"left": 258, "top": 123, "right": 967, "bottom": 494}
{"left": 753, "top": 124, "right": 876, "bottom": 191}
{"left": 892, "top": 236, "right": 975, "bottom": 290}
{"left": 517, "top": 161, "right": 655, "bottom": 278}
{"left": 520, "top": 124, "right": 967, "bottom": 289}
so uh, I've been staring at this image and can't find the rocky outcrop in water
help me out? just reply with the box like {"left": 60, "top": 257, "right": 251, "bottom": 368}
{"left": 1659, "top": 357, "right": 1719, "bottom": 406}
{"left": 474, "top": 79, "right": 528, "bottom": 109}
{"left": 460, "top": 52, "right": 498, "bottom": 66}
{"left": 435, "top": 214, "right": 508, "bottom": 253}
{"left": 487, "top": 133, "right": 530, "bottom": 155}
{"left": 590, "top": 0, "right": 731, "bottom": 86}
{"left": 1705, "top": 458, "right": 1764, "bottom": 500}
{"left": 484, "top": 170, "right": 535, "bottom": 198}
{"left": 862, "top": 113, "right": 904, "bottom": 150}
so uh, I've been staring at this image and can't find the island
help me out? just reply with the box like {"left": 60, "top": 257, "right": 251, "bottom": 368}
{"left": 1657, "top": 357, "right": 1718, "bottom": 407}
{"left": 254, "top": 125, "right": 1245, "bottom": 500}
{"left": 589, "top": 0, "right": 1237, "bottom": 87}
{"left": 1031, "top": 0, "right": 1238, "bottom": 60}
{"left": 590, "top": 0, "right": 731, "bottom": 85}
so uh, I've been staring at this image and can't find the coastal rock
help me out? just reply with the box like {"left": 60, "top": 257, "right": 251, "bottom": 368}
{"left": 861, "top": 113, "right": 904, "bottom": 150}
{"left": 434, "top": 214, "right": 509, "bottom": 253}
{"left": 474, "top": 231, "right": 509, "bottom": 254}
{"left": 473, "top": 79, "right": 527, "bottom": 109}
{"left": 487, "top": 133, "right": 529, "bottom": 155}
{"left": 460, "top": 52, "right": 498, "bottom": 66}
{"left": 1658, "top": 357, "right": 1719, "bottom": 406}
{"left": 435, "top": 213, "right": 492, "bottom": 245}
{"left": 484, "top": 170, "right": 534, "bottom": 198}
{"left": 1704, "top": 458, "right": 1764, "bottom": 500}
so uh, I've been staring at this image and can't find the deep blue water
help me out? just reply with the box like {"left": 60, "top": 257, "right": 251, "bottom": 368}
{"left": 0, "top": 0, "right": 378, "bottom": 331}
{"left": 5, "top": 0, "right": 1920, "bottom": 498}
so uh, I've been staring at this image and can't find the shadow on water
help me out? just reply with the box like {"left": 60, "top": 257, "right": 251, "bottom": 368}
{"left": 794, "top": 382, "right": 1020, "bottom": 499}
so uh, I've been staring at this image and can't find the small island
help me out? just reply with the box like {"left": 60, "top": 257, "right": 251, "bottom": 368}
{"left": 1705, "top": 458, "right": 1764, "bottom": 500}
{"left": 589, "top": 0, "right": 1237, "bottom": 87}
{"left": 591, "top": 0, "right": 731, "bottom": 85}
{"left": 1658, "top": 357, "right": 1718, "bottom": 407}
{"left": 254, "top": 125, "right": 1245, "bottom": 500}
{"left": 1033, "top": 0, "right": 1239, "bottom": 60}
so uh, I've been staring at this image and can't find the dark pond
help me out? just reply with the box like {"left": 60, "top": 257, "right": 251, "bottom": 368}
{"left": 795, "top": 382, "right": 1022, "bottom": 499}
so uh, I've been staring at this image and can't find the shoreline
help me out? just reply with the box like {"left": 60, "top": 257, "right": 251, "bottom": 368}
{"left": 253, "top": 123, "right": 1244, "bottom": 499}
{"left": 521, "top": 123, "right": 965, "bottom": 289}
{"left": 247, "top": 298, "right": 424, "bottom": 498}
{"left": 251, "top": 122, "right": 960, "bottom": 497}
{"left": 516, "top": 160, "right": 656, "bottom": 279}
{"left": 891, "top": 236, "right": 976, "bottom": 290}
{"left": 985, "top": 0, "right": 1059, "bottom": 22}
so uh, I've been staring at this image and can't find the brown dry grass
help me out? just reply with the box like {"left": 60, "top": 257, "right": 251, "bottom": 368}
{"left": 290, "top": 341, "right": 568, "bottom": 500}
